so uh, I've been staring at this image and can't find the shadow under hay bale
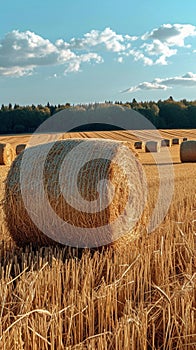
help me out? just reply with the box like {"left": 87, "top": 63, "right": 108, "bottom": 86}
{"left": 4, "top": 139, "right": 146, "bottom": 248}
{"left": 161, "top": 139, "right": 171, "bottom": 147}
{"left": 16, "top": 144, "right": 26, "bottom": 155}
{"left": 0, "top": 239, "right": 94, "bottom": 280}
{"left": 172, "top": 138, "right": 180, "bottom": 145}
{"left": 180, "top": 140, "right": 196, "bottom": 163}
{"left": 145, "top": 141, "right": 160, "bottom": 153}
{"left": 0, "top": 143, "right": 15, "bottom": 166}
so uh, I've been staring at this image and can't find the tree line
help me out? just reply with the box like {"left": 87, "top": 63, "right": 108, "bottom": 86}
{"left": 0, "top": 103, "right": 71, "bottom": 134}
{"left": 0, "top": 98, "right": 195, "bottom": 134}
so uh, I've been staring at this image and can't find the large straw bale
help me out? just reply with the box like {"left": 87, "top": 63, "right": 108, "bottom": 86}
{"left": 172, "top": 138, "right": 180, "bottom": 145}
{"left": 134, "top": 141, "right": 143, "bottom": 149}
{"left": 161, "top": 139, "right": 171, "bottom": 147}
{"left": 16, "top": 144, "right": 26, "bottom": 155}
{"left": 4, "top": 139, "right": 146, "bottom": 247}
{"left": 180, "top": 140, "right": 196, "bottom": 163}
{"left": 145, "top": 141, "right": 160, "bottom": 153}
{"left": 0, "top": 143, "right": 15, "bottom": 165}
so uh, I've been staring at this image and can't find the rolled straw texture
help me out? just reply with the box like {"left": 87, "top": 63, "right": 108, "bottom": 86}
{"left": 145, "top": 141, "right": 160, "bottom": 153}
{"left": 161, "top": 139, "right": 171, "bottom": 147}
{"left": 4, "top": 139, "right": 146, "bottom": 247}
{"left": 172, "top": 138, "right": 180, "bottom": 145}
{"left": 180, "top": 140, "right": 196, "bottom": 163}
{"left": 0, "top": 143, "right": 15, "bottom": 165}
{"left": 134, "top": 141, "right": 143, "bottom": 149}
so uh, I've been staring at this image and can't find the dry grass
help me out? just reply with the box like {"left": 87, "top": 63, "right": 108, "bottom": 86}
{"left": 0, "top": 130, "right": 195, "bottom": 349}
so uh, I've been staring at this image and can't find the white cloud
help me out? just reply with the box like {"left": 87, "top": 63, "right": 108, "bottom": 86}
{"left": 117, "top": 56, "right": 123, "bottom": 63}
{"left": 141, "top": 40, "right": 177, "bottom": 65}
{"left": 0, "top": 30, "right": 59, "bottom": 76}
{"left": 122, "top": 81, "right": 168, "bottom": 93}
{"left": 124, "top": 34, "right": 138, "bottom": 41}
{"left": 139, "top": 24, "right": 196, "bottom": 65}
{"left": 155, "top": 72, "right": 196, "bottom": 86}
{"left": 0, "top": 28, "right": 136, "bottom": 77}
{"left": 120, "top": 23, "right": 196, "bottom": 66}
{"left": 68, "top": 27, "right": 136, "bottom": 52}
{"left": 0, "top": 30, "right": 103, "bottom": 77}
{"left": 1, "top": 30, "right": 58, "bottom": 64}
{"left": 0, "top": 66, "right": 34, "bottom": 77}
{"left": 123, "top": 72, "right": 196, "bottom": 93}
{"left": 0, "top": 24, "right": 195, "bottom": 77}
{"left": 142, "top": 24, "right": 196, "bottom": 47}
{"left": 64, "top": 53, "right": 103, "bottom": 74}
{"left": 128, "top": 49, "right": 154, "bottom": 66}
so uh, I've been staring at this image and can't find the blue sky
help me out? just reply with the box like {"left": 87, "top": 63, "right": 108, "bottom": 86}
{"left": 1, "top": 0, "right": 196, "bottom": 105}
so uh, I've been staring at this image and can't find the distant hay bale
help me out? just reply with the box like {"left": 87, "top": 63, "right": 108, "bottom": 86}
{"left": 161, "top": 139, "right": 171, "bottom": 147}
{"left": 172, "top": 138, "right": 180, "bottom": 145}
{"left": 180, "top": 140, "right": 196, "bottom": 163}
{"left": 134, "top": 141, "right": 143, "bottom": 149}
{"left": 16, "top": 144, "right": 26, "bottom": 155}
{"left": 0, "top": 143, "right": 15, "bottom": 165}
{"left": 183, "top": 137, "right": 188, "bottom": 141}
{"left": 4, "top": 139, "right": 146, "bottom": 248}
{"left": 145, "top": 141, "right": 160, "bottom": 153}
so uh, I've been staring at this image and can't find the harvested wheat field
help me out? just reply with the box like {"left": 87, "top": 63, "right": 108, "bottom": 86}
{"left": 0, "top": 130, "right": 195, "bottom": 350}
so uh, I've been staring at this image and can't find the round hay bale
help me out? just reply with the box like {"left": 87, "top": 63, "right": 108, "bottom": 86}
{"left": 183, "top": 137, "right": 188, "bottom": 141}
{"left": 172, "top": 138, "right": 180, "bottom": 145}
{"left": 145, "top": 141, "right": 160, "bottom": 153}
{"left": 16, "top": 144, "right": 26, "bottom": 155}
{"left": 180, "top": 140, "right": 196, "bottom": 163}
{"left": 4, "top": 139, "right": 146, "bottom": 248}
{"left": 134, "top": 141, "right": 143, "bottom": 149}
{"left": 0, "top": 143, "right": 15, "bottom": 165}
{"left": 161, "top": 139, "right": 171, "bottom": 147}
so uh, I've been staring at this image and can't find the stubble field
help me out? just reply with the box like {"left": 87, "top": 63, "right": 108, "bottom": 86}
{"left": 0, "top": 130, "right": 195, "bottom": 349}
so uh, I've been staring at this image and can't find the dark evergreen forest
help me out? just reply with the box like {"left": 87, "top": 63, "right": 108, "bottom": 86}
{"left": 0, "top": 97, "right": 195, "bottom": 134}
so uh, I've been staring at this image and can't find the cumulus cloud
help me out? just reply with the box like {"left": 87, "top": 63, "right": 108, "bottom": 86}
{"left": 128, "top": 49, "right": 154, "bottom": 66}
{"left": 64, "top": 53, "right": 103, "bottom": 74}
{"left": 0, "top": 30, "right": 104, "bottom": 77}
{"left": 122, "top": 72, "right": 196, "bottom": 93}
{"left": 0, "top": 28, "right": 138, "bottom": 77}
{"left": 68, "top": 27, "right": 137, "bottom": 52}
{"left": 0, "top": 24, "right": 195, "bottom": 77}
{"left": 0, "top": 30, "right": 59, "bottom": 76}
{"left": 142, "top": 24, "right": 196, "bottom": 46}
{"left": 118, "top": 23, "right": 196, "bottom": 66}
{"left": 141, "top": 40, "right": 177, "bottom": 65}
{"left": 140, "top": 24, "right": 196, "bottom": 65}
